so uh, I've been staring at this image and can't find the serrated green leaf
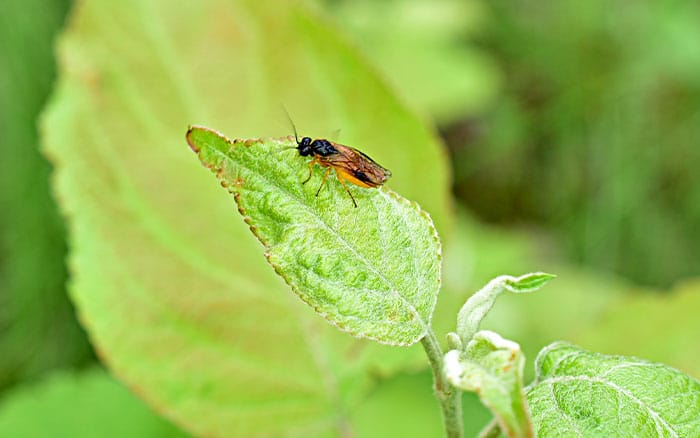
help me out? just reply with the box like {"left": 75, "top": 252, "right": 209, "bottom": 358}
{"left": 445, "top": 331, "right": 531, "bottom": 438}
{"left": 0, "top": 369, "right": 187, "bottom": 438}
{"left": 528, "top": 342, "right": 700, "bottom": 437}
{"left": 41, "top": 0, "right": 451, "bottom": 436}
{"left": 187, "top": 126, "right": 441, "bottom": 346}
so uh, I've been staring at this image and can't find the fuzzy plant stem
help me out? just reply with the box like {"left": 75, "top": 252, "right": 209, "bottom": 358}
{"left": 421, "top": 329, "right": 463, "bottom": 438}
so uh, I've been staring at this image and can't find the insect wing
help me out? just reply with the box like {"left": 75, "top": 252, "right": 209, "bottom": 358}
{"left": 324, "top": 143, "right": 391, "bottom": 187}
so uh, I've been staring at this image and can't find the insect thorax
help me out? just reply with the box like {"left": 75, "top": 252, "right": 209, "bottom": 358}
{"left": 310, "top": 139, "right": 338, "bottom": 157}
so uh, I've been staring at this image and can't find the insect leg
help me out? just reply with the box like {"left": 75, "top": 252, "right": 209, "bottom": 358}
{"left": 302, "top": 158, "right": 317, "bottom": 185}
{"left": 316, "top": 168, "right": 332, "bottom": 197}
{"left": 335, "top": 171, "right": 358, "bottom": 208}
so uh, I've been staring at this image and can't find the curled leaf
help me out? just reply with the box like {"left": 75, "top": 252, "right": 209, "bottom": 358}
{"left": 445, "top": 331, "right": 531, "bottom": 438}
{"left": 455, "top": 273, "right": 555, "bottom": 346}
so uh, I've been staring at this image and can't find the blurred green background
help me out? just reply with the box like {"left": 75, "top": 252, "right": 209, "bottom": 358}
{"left": 1, "top": 0, "right": 698, "bottom": 436}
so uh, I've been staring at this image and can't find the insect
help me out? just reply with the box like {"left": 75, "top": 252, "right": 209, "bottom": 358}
{"left": 292, "top": 131, "right": 392, "bottom": 208}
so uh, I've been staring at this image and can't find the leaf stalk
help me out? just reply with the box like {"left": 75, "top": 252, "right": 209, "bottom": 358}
{"left": 421, "top": 329, "right": 463, "bottom": 438}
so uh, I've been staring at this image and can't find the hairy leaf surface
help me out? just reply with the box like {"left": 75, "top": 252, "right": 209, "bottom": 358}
{"left": 528, "top": 343, "right": 700, "bottom": 436}
{"left": 188, "top": 127, "right": 441, "bottom": 345}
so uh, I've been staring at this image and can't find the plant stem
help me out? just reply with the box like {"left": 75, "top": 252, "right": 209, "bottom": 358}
{"left": 421, "top": 329, "right": 463, "bottom": 438}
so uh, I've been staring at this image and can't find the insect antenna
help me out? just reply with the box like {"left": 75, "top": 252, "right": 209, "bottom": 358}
{"left": 282, "top": 105, "right": 300, "bottom": 146}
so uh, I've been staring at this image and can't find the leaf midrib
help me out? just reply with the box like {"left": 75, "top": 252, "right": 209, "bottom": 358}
{"left": 542, "top": 375, "right": 676, "bottom": 436}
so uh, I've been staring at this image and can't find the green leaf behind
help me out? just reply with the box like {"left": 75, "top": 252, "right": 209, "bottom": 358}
{"left": 528, "top": 342, "right": 700, "bottom": 436}
{"left": 42, "top": 0, "right": 450, "bottom": 435}
{"left": 187, "top": 127, "right": 441, "bottom": 345}
{"left": 0, "top": 369, "right": 187, "bottom": 438}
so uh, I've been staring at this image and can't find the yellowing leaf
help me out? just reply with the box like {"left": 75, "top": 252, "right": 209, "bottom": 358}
{"left": 42, "top": 0, "right": 451, "bottom": 436}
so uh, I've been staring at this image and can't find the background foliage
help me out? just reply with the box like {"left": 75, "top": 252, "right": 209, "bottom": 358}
{"left": 1, "top": 0, "right": 698, "bottom": 436}
{"left": 0, "top": 0, "right": 93, "bottom": 393}
{"left": 446, "top": 0, "right": 700, "bottom": 287}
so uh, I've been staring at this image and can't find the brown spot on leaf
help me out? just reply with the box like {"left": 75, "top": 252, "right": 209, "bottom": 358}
{"left": 388, "top": 310, "right": 399, "bottom": 321}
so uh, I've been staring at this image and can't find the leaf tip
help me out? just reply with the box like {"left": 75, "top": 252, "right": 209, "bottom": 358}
{"left": 505, "top": 272, "right": 557, "bottom": 293}
{"left": 185, "top": 125, "right": 201, "bottom": 153}
{"left": 185, "top": 125, "right": 232, "bottom": 154}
